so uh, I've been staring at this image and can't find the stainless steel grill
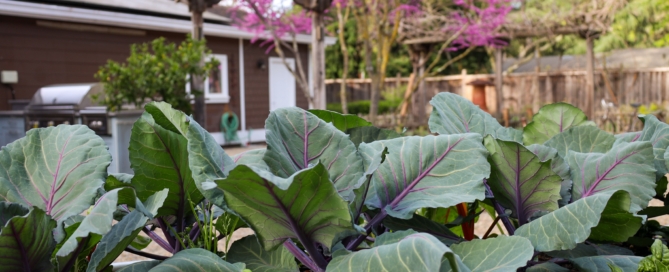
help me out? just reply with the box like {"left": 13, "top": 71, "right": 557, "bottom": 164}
{"left": 24, "top": 83, "right": 110, "bottom": 135}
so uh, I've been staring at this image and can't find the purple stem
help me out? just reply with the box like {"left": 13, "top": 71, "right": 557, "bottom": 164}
{"left": 157, "top": 218, "right": 177, "bottom": 250}
{"left": 284, "top": 240, "right": 323, "bottom": 272}
{"left": 142, "top": 227, "right": 174, "bottom": 253}
{"left": 346, "top": 209, "right": 387, "bottom": 250}
{"left": 189, "top": 222, "right": 200, "bottom": 241}
{"left": 484, "top": 179, "right": 515, "bottom": 235}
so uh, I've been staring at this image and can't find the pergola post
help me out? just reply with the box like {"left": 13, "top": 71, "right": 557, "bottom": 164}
{"left": 495, "top": 47, "right": 504, "bottom": 118}
{"left": 585, "top": 33, "right": 596, "bottom": 118}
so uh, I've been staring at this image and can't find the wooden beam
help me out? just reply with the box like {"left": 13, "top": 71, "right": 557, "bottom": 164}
{"left": 495, "top": 48, "right": 504, "bottom": 117}
{"left": 585, "top": 35, "right": 596, "bottom": 118}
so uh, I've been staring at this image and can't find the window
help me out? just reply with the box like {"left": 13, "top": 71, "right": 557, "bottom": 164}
{"left": 205, "top": 54, "right": 229, "bottom": 103}
{"left": 186, "top": 54, "right": 230, "bottom": 104}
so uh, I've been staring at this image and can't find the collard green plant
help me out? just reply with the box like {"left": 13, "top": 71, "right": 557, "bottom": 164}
{"left": 2, "top": 92, "right": 669, "bottom": 271}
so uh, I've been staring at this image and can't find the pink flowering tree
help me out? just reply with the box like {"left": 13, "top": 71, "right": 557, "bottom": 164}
{"left": 230, "top": 0, "right": 330, "bottom": 108}
{"left": 398, "top": 0, "right": 512, "bottom": 121}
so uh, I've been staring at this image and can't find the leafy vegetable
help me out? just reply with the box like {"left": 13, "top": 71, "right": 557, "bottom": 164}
{"left": 484, "top": 136, "right": 563, "bottom": 224}
{"left": 543, "top": 125, "right": 616, "bottom": 158}
{"left": 0, "top": 203, "right": 56, "bottom": 271}
{"left": 0, "top": 125, "right": 111, "bottom": 222}
{"left": 523, "top": 102, "right": 593, "bottom": 146}
{"left": 429, "top": 92, "right": 522, "bottom": 142}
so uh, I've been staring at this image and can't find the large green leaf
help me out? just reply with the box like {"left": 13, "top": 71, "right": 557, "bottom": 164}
{"left": 347, "top": 126, "right": 402, "bottom": 148}
{"left": 208, "top": 164, "right": 355, "bottom": 251}
{"left": 567, "top": 141, "right": 656, "bottom": 213}
{"left": 0, "top": 125, "right": 111, "bottom": 222}
{"left": 308, "top": 109, "right": 372, "bottom": 132}
{"left": 428, "top": 92, "right": 521, "bottom": 142}
{"left": 0, "top": 203, "right": 56, "bottom": 272}
{"left": 360, "top": 134, "right": 490, "bottom": 219}
{"left": 449, "top": 236, "right": 534, "bottom": 272}
{"left": 522, "top": 103, "right": 591, "bottom": 146}
{"left": 149, "top": 248, "right": 245, "bottom": 272}
{"left": 129, "top": 111, "right": 197, "bottom": 224}
{"left": 543, "top": 125, "right": 615, "bottom": 158}
{"left": 264, "top": 108, "right": 366, "bottom": 201}
{"left": 233, "top": 149, "right": 269, "bottom": 170}
{"left": 515, "top": 191, "right": 640, "bottom": 252}
{"left": 186, "top": 116, "right": 236, "bottom": 207}
{"left": 86, "top": 210, "right": 150, "bottom": 272}
{"left": 570, "top": 256, "right": 642, "bottom": 272}
{"left": 527, "top": 144, "right": 572, "bottom": 206}
{"left": 57, "top": 188, "right": 131, "bottom": 257}
{"left": 615, "top": 115, "right": 669, "bottom": 180}
{"left": 226, "top": 235, "right": 298, "bottom": 272}
{"left": 327, "top": 230, "right": 466, "bottom": 272}
{"left": 484, "top": 136, "right": 562, "bottom": 224}
{"left": 145, "top": 102, "right": 190, "bottom": 135}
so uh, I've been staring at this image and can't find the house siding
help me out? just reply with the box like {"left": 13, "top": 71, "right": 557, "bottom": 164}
{"left": 242, "top": 40, "right": 310, "bottom": 129}
{"left": 0, "top": 14, "right": 310, "bottom": 134}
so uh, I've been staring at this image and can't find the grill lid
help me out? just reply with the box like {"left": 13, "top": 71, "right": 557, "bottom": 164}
{"left": 26, "top": 83, "right": 102, "bottom": 111}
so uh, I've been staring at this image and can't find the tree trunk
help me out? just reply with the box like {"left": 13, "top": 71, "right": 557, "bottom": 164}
{"left": 415, "top": 50, "right": 426, "bottom": 124}
{"left": 364, "top": 39, "right": 378, "bottom": 122}
{"left": 585, "top": 35, "right": 596, "bottom": 118}
{"left": 191, "top": 3, "right": 206, "bottom": 126}
{"left": 311, "top": 12, "right": 326, "bottom": 109}
{"left": 336, "top": 4, "right": 349, "bottom": 114}
{"left": 495, "top": 47, "right": 504, "bottom": 118}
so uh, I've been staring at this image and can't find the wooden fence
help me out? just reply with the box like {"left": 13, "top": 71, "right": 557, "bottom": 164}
{"left": 325, "top": 67, "right": 669, "bottom": 126}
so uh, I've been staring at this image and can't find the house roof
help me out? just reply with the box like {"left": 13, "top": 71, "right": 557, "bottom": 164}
{"left": 53, "top": 0, "right": 231, "bottom": 23}
{"left": 1, "top": 0, "right": 336, "bottom": 45}
{"left": 503, "top": 47, "right": 669, "bottom": 73}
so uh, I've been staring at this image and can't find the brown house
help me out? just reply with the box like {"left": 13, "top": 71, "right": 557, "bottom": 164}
{"left": 0, "top": 0, "right": 334, "bottom": 144}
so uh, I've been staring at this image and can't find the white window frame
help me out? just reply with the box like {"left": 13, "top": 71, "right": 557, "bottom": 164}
{"left": 186, "top": 54, "right": 230, "bottom": 104}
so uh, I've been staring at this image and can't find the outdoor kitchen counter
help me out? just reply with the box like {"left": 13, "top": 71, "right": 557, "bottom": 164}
{"left": 0, "top": 110, "right": 24, "bottom": 116}
{"left": 0, "top": 111, "right": 25, "bottom": 148}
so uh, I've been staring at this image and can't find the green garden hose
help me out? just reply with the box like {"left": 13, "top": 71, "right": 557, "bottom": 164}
{"left": 220, "top": 112, "right": 239, "bottom": 143}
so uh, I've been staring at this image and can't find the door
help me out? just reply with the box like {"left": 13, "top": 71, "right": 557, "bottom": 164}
{"left": 269, "top": 57, "right": 296, "bottom": 111}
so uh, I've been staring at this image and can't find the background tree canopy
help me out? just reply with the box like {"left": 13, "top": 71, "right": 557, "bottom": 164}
{"left": 95, "top": 36, "right": 218, "bottom": 114}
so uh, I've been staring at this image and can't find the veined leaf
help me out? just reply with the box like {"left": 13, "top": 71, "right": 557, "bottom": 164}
{"left": 484, "top": 136, "right": 562, "bottom": 224}
{"left": 233, "top": 149, "right": 269, "bottom": 170}
{"left": 0, "top": 125, "right": 111, "bottom": 222}
{"left": 449, "top": 236, "right": 534, "bottom": 272}
{"left": 348, "top": 126, "right": 402, "bottom": 148}
{"left": 0, "top": 203, "right": 56, "bottom": 272}
{"left": 523, "top": 103, "right": 591, "bottom": 146}
{"left": 567, "top": 141, "right": 655, "bottom": 213}
{"left": 145, "top": 102, "right": 190, "bottom": 135}
{"left": 527, "top": 144, "right": 572, "bottom": 206}
{"left": 570, "top": 255, "right": 642, "bottom": 272}
{"left": 264, "top": 108, "right": 366, "bottom": 201}
{"left": 149, "top": 248, "right": 245, "bottom": 272}
{"left": 226, "top": 235, "right": 298, "bottom": 272}
{"left": 129, "top": 111, "right": 197, "bottom": 225}
{"left": 186, "top": 115, "right": 236, "bottom": 206}
{"left": 543, "top": 125, "right": 615, "bottom": 158}
{"left": 57, "top": 188, "right": 132, "bottom": 257}
{"left": 327, "top": 230, "right": 467, "bottom": 272}
{"left": 516, "top": 191, "right": 639, "bottom": 252}
{"left": 615, "top": 115, "right": 669, "bottom": 180}
{"left": 86, "top": 210, "right": 151, "bottom": 272}
{"left": 428, "top": 92, "right": 522, "bottom": 142}
{"left": 211, "top": 164, "right": 355, "bottom": 251}
{"left": 360, "top": 134, "right": 490, "bottom": 219}
{"left": 308, "top": 109, "right": 372, "bottom": 132}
